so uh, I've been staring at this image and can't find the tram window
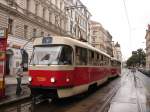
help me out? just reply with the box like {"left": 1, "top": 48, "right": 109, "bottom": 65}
{"left": 100, "top": 54, "right": 103, "bottom": 66}
{"left": 94, "top": 52, "right": 98, "bottom": 66}
{"left": 103, "top": 56, "right": 109, "bottom": 66}
{"left": 81, "top": 48, "right": 88, "bottom": 65}
{"left": 59, "top": 46, "right": 73, "bottom": 65}
{"left": 97, "top": 53, "right": 99, "bottom": 59}
{"left": 75, "top": 46, "right": 87, "bottom": 65}
{"left": 41, "top": 54, "right": 50, "bottom": 61}
{"left": 75, "top": 47, "right": 80, "bottom": 65}
{"left": 111, "top": 60, "right": 113, "bottom": 66}
{"left": 106, "top": 57, "right": 109, "bottom": 65}
{"left": 96, "top": 53, "right": 99, "bottom": 66}
{"left": 31, "top": 46, "right": 62, "bottom": 65}
{"left": 91, "top": 51, "right": 94, "bottom": 58}
{"left": 88, "top": 50, "right": 92, "bottom": 65}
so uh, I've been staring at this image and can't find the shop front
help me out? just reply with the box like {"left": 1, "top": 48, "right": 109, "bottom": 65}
{"left": 6, "top": 36, "right": 33, "bottom": 76}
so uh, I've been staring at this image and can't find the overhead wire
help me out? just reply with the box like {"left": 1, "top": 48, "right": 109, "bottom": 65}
{"left": 122, "top": 0, "right": 133, "bottom": 59}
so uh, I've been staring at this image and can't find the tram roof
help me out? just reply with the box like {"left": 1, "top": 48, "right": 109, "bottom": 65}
{"left": 33, "top": 36, "right": 111, "bottom": 58}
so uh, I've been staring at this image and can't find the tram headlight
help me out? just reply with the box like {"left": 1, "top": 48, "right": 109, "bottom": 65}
{"left": 66, "top": 78, "right": 70, "bottom": 82}
{"left": 50, "top": 77, "right": 56, "bottom": 83}
{"left": 28, "top": 76, "right": 32, "bottom": 82}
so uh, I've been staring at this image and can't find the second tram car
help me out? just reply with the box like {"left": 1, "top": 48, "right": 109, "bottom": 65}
{"left": 110, "top": 58, "right": 121, "bottom": 78}
{"left": 28, "top": 36, "right": 121, "bottom": 98}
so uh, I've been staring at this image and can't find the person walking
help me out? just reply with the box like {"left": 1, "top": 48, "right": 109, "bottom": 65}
{"left": 16, "top": 63, "right": 23, "bottom": 96}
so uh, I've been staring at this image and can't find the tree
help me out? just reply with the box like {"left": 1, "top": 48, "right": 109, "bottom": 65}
{"left": 126, "top": 48, "right": 146, "bottom": 67}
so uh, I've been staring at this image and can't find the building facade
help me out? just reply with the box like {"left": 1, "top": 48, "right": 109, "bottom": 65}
{"left": 0, "top": 0, "right": 91, "bottom": 75}
{"left": 65, "top": 0, "right": 91, "bottom": 42}
{"left": 90, "top": 20, "right": 113, "bottom": 56}
{"left": 145, "top": 25, "right": 150, "bottom": 69}
{"left": 112, "top": 42, "right": 122, "bottom": 61}
{"left": 105, "top": 31, "right": 113, "bottom": 57}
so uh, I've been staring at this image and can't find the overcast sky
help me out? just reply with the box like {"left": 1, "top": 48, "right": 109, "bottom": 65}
{"left": 81, "top": 0, "right": 150, "bottom": 60}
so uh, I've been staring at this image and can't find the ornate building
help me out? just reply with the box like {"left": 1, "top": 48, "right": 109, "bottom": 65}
{"left": 65, "top": 0, "right": 91, "bottom": 42}
{"left": 112, "top": 42, "right": 122, "bottom": 61}
{"left": 145, "top": 25, "right": 150, "bottom": 69}
{"left": 0, "top": 0, "right": 91, "bottom": 75}
{"left": 90, "top": 20, "right": 113, "bottom": 56}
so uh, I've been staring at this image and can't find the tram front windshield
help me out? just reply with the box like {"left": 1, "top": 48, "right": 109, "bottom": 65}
{"left": 30, "top": 45, "right": 73, "bottom": 65}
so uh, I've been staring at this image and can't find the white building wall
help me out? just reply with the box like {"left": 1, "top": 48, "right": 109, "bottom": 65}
{"left": 0, "top": 0, "right": 69, "bottom": 76}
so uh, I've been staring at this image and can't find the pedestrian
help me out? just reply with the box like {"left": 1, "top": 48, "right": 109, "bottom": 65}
{"left": 16, "top": 63, "right": 23, "bottom": 96}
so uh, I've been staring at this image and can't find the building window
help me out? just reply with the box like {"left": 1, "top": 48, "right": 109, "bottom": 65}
{"left": 32, "top": 28, "right": 36, "bottom": 37}
{"left": 60, "top": 1, "right": 63, "bottom": 10}
{"left": 24, "top": 25, "right": 28, "bottom": 38}
{"left": 55, "top": 0, "right": 58, "bottom": 7}
{"left": 35, "top": 3, "right": 38, "bottom": 15}
{"left": 55, "top": 15, "right": 59, "bottom": 26}
{"left": 70, "top": 21, "right": 73, "bottom": 33}
{"left": 41, "top": 31, "right": 44, "bottom": 37}
{"left": 26, "top": 0, "right": 30, "bottom": 11}
{"left": 93, "top": 31, "right": 97, "bottom": 35}
{"left": 49, "top": 13, "right": 52, "bottom": 23}
{"left": 43, "top": 7, "right": 46, "bottom": 19}
{"left": 71, "top": 10, "right": 73, "bottom": 18}
{"left": 92, "top": 38, "right": 95, "bottom": 42}
{"left": 8, "top": 18, "right": 13, "bottom": 34}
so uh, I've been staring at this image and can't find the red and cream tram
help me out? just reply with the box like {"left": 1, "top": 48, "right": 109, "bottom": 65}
{"left": 28, "top": 36, "right": 121, "bottom": 98}
{"left": 110, "top": 58, "right": 121, "bottom": 78}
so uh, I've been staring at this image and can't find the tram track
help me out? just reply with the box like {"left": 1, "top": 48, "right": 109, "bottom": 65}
{"left": 94, "top": 84, "right": 120, "bottom": 112}
{"left": 92, "top": 70, "right": 130, "bottom": 112}
{"left": 132, "top": 71, "right": 147, "bottom": 112}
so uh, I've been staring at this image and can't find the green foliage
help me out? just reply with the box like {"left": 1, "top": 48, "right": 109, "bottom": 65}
{"left": 126, "top": 48, "right": 146, "bottom": 67}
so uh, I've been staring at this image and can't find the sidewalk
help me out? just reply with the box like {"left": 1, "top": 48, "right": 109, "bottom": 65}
{"left": 0, "top": 72, "right": 31, "bottom": 106}
{"left": 108, "top": 70, "right": 150, "bottom": 112}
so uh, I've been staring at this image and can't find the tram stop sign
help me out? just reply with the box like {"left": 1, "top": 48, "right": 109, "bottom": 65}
{"left": 0, "top": 28, "right": 8, "bottom": 99}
